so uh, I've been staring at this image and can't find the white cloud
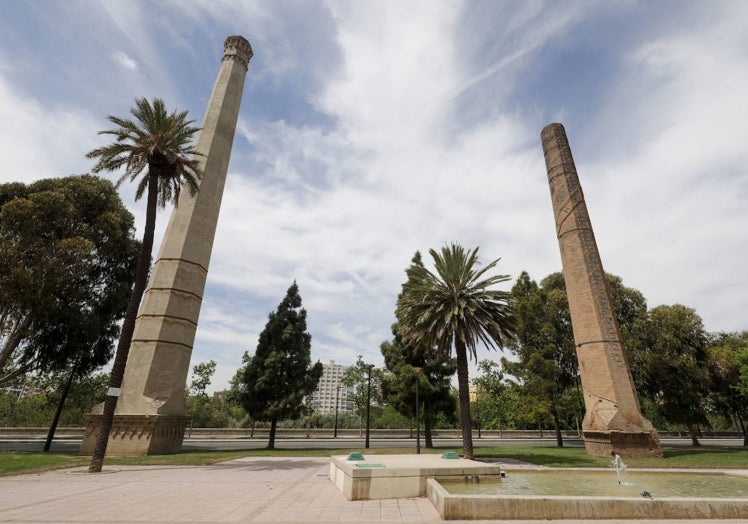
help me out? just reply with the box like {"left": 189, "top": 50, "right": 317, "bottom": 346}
{"left": 320, "top": 2, "right": 462, "bottom": 149}
{"left": 576, "top": 4, "right": 748, "bottom": 332}
{"left": 199, "top": 2, "right": 563, "bottom": 382}
{"left": 112, "top": 50, "right": 138, "bottom": 71}
{"left": 0, "top": 77, "right": 98, "bottom": 183}
{"left": 3, "top": 1, "right": 748, "bottom": 394}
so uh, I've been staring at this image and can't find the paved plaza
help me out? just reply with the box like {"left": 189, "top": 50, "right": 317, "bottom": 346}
{"left": 1, "top": 456, "right": 745, "bottom": 523}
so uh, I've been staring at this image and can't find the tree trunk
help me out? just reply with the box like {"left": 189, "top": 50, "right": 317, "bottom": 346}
{"left": 0, "top": 361, "right": 34, "bottom": 387}
{"left": 424, "top": 402, "right": 433, "bottom": 448}
{"left": 44, "top": 361, "right": 79, "bottom": 451}
{"left": 687, "top": 424, "right": 701, "bottom": 447}
{"left": 551, "top": 403, "right": 563, "bottom": 448}
{"left": 0, "top": 317, "right": 29, "bottom": 371}
{"left": 268, "top": 418, "right": 277, "bottom": 449}
{"left": 455, "top": 340, "right": 474, "bottom": 460}
{"left": 736, "top": 414, "right": 747, "bottom": 447}
{"left": 89, "top": 175, "right": 158, "bottom": 473}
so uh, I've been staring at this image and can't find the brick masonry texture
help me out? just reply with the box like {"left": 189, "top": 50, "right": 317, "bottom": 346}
{"left": 541, "top": 123, "right": 661, "bottom": 457}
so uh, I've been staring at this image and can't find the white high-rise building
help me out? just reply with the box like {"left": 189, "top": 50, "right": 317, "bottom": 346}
{"left": 308, "top": 361, "right": 354, "bottom": 414}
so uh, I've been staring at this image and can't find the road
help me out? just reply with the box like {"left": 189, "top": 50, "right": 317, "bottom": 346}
{"left": 1, "top": 435, "right": 744, "bottom": 453}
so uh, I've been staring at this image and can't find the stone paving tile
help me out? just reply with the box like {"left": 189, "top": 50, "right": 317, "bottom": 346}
{"left": 1, "top": 458, "right": 745, "bottom": 524}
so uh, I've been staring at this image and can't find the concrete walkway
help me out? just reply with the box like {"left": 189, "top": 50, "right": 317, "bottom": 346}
{"left": 0, "top": 457, "right": 743, "bottom": 523}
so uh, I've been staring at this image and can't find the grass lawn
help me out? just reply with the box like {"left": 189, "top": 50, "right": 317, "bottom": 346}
{"left": 2, "top": 445, "right": 746, "bottom": 477}
{"left": 474, "top": 446, "right": 748, "bottom": 469}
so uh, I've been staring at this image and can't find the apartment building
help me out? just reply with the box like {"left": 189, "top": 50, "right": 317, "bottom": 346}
{"left": 308, "top": 360, "right": 355, "bottom": 414}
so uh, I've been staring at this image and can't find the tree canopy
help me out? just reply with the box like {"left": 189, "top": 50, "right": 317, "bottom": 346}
{"left": 0, "top": 175, "right": 139, "bottom": 384}
{"left": 472, "top": 360, "right": 521, "bottom": 432}
{"left": 707, "top": 331, "right": 748, "bottom": 444}
{"left": 380, "top": 323, "right": 456, "bottom": 447}
{"left": 341, "top": 355, "right": 385, "bottom": 434}
{"left": 86, "top": 97, "right": 202, "bottom": 207}
{"left": 631, "top": 304, "right": 711, "bottom": 444}
{"left": 502, "top": 271, "right": 580, "bottom": 446}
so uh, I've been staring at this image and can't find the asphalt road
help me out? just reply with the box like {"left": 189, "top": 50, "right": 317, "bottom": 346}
{"left": 1, "top": 436, "right": 744, "bottom": 453}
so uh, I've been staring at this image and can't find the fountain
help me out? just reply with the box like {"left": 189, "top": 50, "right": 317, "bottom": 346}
{"left": 329, "top": 454, "right": 748, "bottom": 519}
{"left": 428, "top": 466, "right": 748, "bottom": 520}
{"left": 329, "top": 453, "right": 501, "bottom": 500}
{"left": 612, "top": 452, "right": 628, "bottom": 485}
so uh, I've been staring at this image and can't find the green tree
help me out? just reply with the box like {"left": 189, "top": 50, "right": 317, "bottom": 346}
{"left": 189, "top": 360, "right": 217, "bottom": 397}
{"left": 380, "top": 324, "right": 456, "bottom": 447}
{"left": 502, "top": 272, "right": 579, "bottom": 446}
{"left": 472, "top": 360, "right": 521, "bottom": 432}
{"left": 395, "top": 243, "right": 515, "bottom": 459}
{"left": 0, "top": 371, "right": 109, "bottom": 428}
{"left": 0, "top": 174, "right": 139, "bottom": 451}
{"left": 502, "top": 271, "right": 649, "bottom": 441}
{"left": 605, "top": 274, "right": 649, "bottom": 353}
{"left": 0, "top": 176, "right": 139, "bottom": 383}
{"left": 85, "top": 97, "right": 202, "bottom": 472}
{"left": 736, "top": 344, "right": 748, "bottom": 437}
{"left": 342, "top": 355, "right": 384, "bottom": 435}
{"left": 374, "top": 405, "right": 413, "bottom": 429}
{"left": 706, "top": 331, "right": 748, "bottom": 445}
{"left": 232, "top": 282, "right": 322, "bottom": 448}
{"left": 187, "top": 360, "right": 216, "bottom": 429}
{"left": 632, "top": 304, "right": 711, "bottom": 445}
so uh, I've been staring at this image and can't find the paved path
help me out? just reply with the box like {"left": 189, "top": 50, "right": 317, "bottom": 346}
{"left": 0, "top": 457, "right": 743, "bottom": 523}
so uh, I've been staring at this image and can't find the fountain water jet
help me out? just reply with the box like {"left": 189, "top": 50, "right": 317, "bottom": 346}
{"left": 612, "top": 452, "right": 628, "bottom": 485}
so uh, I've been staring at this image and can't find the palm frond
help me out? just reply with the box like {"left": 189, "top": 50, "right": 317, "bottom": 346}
{"left": 396, "top": 242, "right": 516, "bottom": 362}
{"left": 86, "top": 97, "right": 203, "bottom": 207}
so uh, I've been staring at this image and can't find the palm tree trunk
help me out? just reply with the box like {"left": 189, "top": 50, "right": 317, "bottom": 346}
{"left": 424, "top": 401, "right": 433, "bottom": 448}
{"left": 89, "top": 175, "right": 158, "bottom": 473}
{"left": 455, "top": 340, "right": 474, "bottom": 460}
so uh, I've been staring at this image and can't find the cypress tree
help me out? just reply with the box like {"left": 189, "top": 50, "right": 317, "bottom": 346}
{"left": 234, "top": 282, "right": 322, "bottom": 448}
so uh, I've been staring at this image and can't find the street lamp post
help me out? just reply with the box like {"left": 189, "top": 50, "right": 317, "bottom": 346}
{"left": 413, "top": 367, "right": 422, "bottom": 455}
{"left": 365, "top": 365, "right": 373, "bottom": 449}
{"left": 476, "top": 388, "right": 481, "bottom": 439}
{"left": 334, "top": 385, "right": 340, "bottom": 438}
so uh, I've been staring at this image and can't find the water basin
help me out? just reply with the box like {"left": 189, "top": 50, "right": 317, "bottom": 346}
{"left": 427, "top": 469, "right": 748, "bottom": 520}
{"left": 440, "top": 469, "right": 748, "bottom": 498}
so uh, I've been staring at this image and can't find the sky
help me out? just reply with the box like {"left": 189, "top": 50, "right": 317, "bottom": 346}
{"left": 1, "top": 1, "right": 747, "bottom": 393}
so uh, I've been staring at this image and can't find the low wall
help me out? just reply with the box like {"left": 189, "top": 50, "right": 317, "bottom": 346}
{"left": 427, "top": 477, "right": 748, "bottom": 520}
{"left": 0, "top": 427, "right": 579, "bottom": 439}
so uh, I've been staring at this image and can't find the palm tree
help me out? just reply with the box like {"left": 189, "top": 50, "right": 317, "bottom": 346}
{"left": 85, "top": 98, "right": 202, "bottom": 472}
{"left": 395, "top": 243, "right": 515, "bottom": 459}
